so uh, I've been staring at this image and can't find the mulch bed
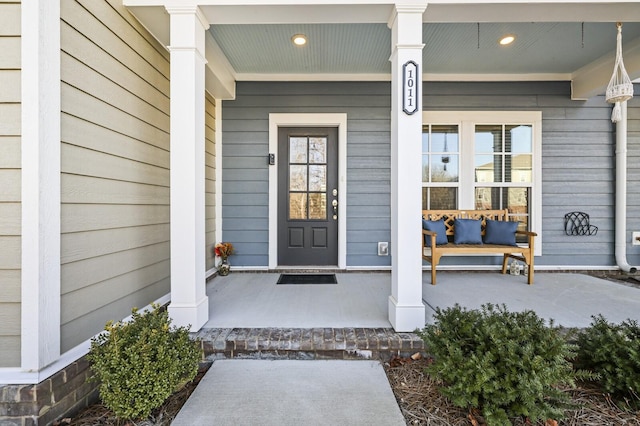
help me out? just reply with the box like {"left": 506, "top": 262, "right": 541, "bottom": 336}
{"left": 61, "top": 357, "right": 640, "bottom": 426}
{"left": 384, "top": 355, "right": 640, "bottom": 425}
{"left": 54, "top": 366, "right": 210, "bottom": 426}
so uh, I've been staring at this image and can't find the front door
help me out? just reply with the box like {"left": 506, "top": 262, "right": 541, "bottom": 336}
{"left": 278, "top": 127, "right": 339, "bottom": 266}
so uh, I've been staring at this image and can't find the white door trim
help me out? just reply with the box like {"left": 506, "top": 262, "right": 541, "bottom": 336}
{"left": 268, "top": 113, "right": 347, "bottom": 269}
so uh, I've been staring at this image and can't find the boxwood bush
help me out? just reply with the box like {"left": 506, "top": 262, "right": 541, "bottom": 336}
{"left": 88, "top": 304, "right": 201, "bottom": 420}
{"left": 576, "top": 314, "right": 640, "bottom": 405}
{"left": 420, "top": 303, "right": 591, "bottom": 425}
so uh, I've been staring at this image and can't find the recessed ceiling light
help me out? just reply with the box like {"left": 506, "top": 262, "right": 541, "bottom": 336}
{"left": 291, "top": 34, "right": 307, "bottom": 46}
{"left": 499, "top": 35, "right": 515, "bottom": 45}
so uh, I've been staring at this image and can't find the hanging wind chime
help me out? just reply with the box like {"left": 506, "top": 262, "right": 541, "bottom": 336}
{"left": 606, "top": 23, "right": 634, "bottom": 123}
{"left": 441, "top": 132, "right": 450, "bottom": 171}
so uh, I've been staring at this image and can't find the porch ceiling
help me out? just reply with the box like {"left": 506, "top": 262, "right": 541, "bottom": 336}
{"left": 124, "top": 1, "right": 640, "bottom": 99}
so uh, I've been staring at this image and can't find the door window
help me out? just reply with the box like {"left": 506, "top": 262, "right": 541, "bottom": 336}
{"left": 288, "top": 136, "right": 328, "bottom": 220}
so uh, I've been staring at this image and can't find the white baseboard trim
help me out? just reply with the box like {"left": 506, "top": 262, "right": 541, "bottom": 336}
{"left": 422, "top": 265, "right": 620, "bottom": 272}
{"left": 208, "top": 265, "right": 620, "bottom": 273}
{"left": 206, "top": 267, "right": 217, "bottom": 279}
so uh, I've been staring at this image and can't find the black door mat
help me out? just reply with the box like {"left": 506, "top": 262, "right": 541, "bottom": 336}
{"left": 277, "top": 274, "right": 338, "bottom": 285}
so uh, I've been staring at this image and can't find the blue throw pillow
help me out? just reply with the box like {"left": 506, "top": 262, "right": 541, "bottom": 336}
{"left": 422, "top": 219, "right": 448, "bottom": 246}
{"left": 483, "top": 219, "right": 519, "bottom": 246}
{"left": 453, "top": 218, "right": 483, "bottom": 244}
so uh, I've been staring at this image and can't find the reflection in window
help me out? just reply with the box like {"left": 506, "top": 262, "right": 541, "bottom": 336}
{"left": 288, "top": 136, "right": 328, "bottom": 221}
{"left": 290, "top": 137, "right": 307, "bottom": 163}
{"left": 289, "top": 165, "right": 307, "bottom": 191}
{"left": 475, "top": 187, "right": 530, "bottom": 241}
{"left": 308, "top": 193, "right": 327, "bottom": 219}
{"left": 422, "top": 124, "right": 459, "bottom": 209}
{"left": 289, "top": 192, "right": 307, "bottom": 220}
{"left": 475, "top": 125, "right": 532, "bottom": 183}
{"left": 422, "top": 187, "right": 457, "bottom": 210}
{"left": 473, "top": 124, "right": 533, "bottom": 236}
{"left": 309, "top": 165, "right": 326, "bottom": 192}
{"left": 309, "top": 138, "right": 327, "bottom": 163}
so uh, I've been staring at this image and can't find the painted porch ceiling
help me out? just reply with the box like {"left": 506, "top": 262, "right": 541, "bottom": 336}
{"left": 210, "top": 22, "right": 640, "bottom": 77}
{"left": 123, "top": 1, "right": 640, "bottom": 98}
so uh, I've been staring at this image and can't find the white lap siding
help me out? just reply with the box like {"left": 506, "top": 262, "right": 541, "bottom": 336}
{"left": 0, "top": 0, "right": 22, "bottom": 368}
{"left": 59, "top": 0, "right": 171, "bottom": 352}
{"left": 205, "top": 93, "right": 217, "bottom": 272}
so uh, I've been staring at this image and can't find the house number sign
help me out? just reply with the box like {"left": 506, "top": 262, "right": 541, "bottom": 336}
{"left": 403, "top": 60, "right": 419, "bottom": 115}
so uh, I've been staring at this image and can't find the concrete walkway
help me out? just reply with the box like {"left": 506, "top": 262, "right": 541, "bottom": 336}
{"left": 172, "top": 359, "right": 405, "bottom": 426}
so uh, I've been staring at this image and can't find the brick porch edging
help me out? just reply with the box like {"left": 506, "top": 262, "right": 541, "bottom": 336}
{"left": 0, "top": 327, "right": 423, "bottom": 425}
{"left": 0, "top": 356, "right": 99, "bottom": 426}
{"left": 195, "top": 327, "right": 425, "bottom": 361}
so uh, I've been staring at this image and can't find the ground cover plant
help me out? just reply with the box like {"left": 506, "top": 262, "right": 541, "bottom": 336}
{"left": 418, "top": 303, "right": 595, "bottom": 425}
{"left": 385, "top": 356, "right": 640, "bottom": 425}
{"left": 86, "top": 304, "right": 201, "bottom": 421}
{"left": 575, "top": 314, "right": 640, "bottom": 408}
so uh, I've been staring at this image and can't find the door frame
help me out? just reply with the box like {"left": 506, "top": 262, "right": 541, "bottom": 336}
{"left": 268, "top": 113, "right": 347, "bottom": 269}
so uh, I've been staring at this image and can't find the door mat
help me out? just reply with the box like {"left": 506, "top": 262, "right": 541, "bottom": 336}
{"left": 276, "top": 274, "right": 338, "bottom": 285}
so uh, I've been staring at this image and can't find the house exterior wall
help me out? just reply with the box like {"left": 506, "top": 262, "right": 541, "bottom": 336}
{"left": 222, "top": 81, "right": 392, "bottom": 268}
{"left": 222, "top": 80, "right": 639, "bottom": 269}
{"left": 205, "top": 93, "right": 217, "bottom": 271}
{"left": 628, "top": 94, "right": 640, "bottom": 266}
{"left": 59, "top": 0, "right": 171, "bottom": 352}
{"left": 0, "top": 0, "right": 22, "bottom": 368}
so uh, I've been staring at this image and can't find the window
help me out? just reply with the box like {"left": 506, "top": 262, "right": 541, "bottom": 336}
{"left": 422, "top": 111, "right": 542, "bottom": 251}
{"left": 422, "top": 125, "right": 459, "bottom": 209}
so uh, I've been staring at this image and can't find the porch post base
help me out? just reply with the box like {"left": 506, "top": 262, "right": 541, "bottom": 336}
{"left": 388, "top": 296, "right": 425, "bottom": 332}
{"left": 168, "top": 296, "right": 209, "bottom": 332}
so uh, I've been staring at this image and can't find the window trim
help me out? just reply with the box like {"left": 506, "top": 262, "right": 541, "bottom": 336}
{"left": 423, "top": 111, "right": 542, "bottom": 256}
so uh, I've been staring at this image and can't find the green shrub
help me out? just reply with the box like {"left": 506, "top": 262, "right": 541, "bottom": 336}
{"left": 576, "top": 315, "right": 640, "bottom": 402}
{"left": 87, "top": 304, "right": 202, "bottom": 420}
{"left": 420, "top": 303, "right": 590, "bottom": 425}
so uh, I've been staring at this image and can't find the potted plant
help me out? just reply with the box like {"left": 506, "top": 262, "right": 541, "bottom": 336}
{"left": 214, "top": 242, "right": 235, "bottom": 276}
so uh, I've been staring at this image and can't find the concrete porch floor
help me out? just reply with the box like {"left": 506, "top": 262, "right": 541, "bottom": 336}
{"left": 204, "top": 270, "right": 640, "bottom": 330}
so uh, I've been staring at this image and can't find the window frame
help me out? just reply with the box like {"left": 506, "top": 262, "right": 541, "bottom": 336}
{"left": 423, "top": 111, "right": 542, "bottom": 256}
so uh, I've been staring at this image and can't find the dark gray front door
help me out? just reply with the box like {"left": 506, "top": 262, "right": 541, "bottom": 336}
{"left": 278, "top": 127, "right": 338, "bottom": 266}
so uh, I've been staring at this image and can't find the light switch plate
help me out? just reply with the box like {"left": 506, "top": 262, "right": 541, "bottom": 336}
{"left": 378, "top": 242, "right": 389, "bottom": 256}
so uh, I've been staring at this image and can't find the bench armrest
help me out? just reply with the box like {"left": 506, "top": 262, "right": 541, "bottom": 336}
{"left": 422, "top": 229, "right": 437, "bottom": 249}
{"left": 515, "top": 230, "right": 536, "bottom": 252}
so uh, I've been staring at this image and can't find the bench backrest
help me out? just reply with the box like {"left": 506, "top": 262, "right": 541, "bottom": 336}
{"left": 422, "top": 209, "right": 510, "bottom": 236}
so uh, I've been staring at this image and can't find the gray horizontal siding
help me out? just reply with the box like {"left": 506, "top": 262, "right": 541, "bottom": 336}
{"left": 627, "top": 84, "right": 640, "bottom": 266}
{"left": 223, "top": 81, "right": 638, "bottom": 269}
{"left": 59, "top": 0, "right": 171, "bottom": 352}
{"left": 222, "top": 82, "right": 392, "bottom": 267}
{"left": 427, "top": 81, "right": 634, "bottom": 267}
{"left": 0, "top": 0, "right": 21, "bottom": 368}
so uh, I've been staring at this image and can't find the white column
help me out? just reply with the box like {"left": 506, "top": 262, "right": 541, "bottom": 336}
{"left": 21, "top": 0, "right": 61, "bottom": 370}
{"left": 167, "top": 6, "right": 209, "bottom": 331}
{"left": 388, "top": 5, "right": 426, "bottom": 332}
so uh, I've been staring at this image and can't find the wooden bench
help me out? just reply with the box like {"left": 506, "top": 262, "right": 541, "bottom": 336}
{"left": 422, "top": 209, "right": 537, "bottom": 285}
